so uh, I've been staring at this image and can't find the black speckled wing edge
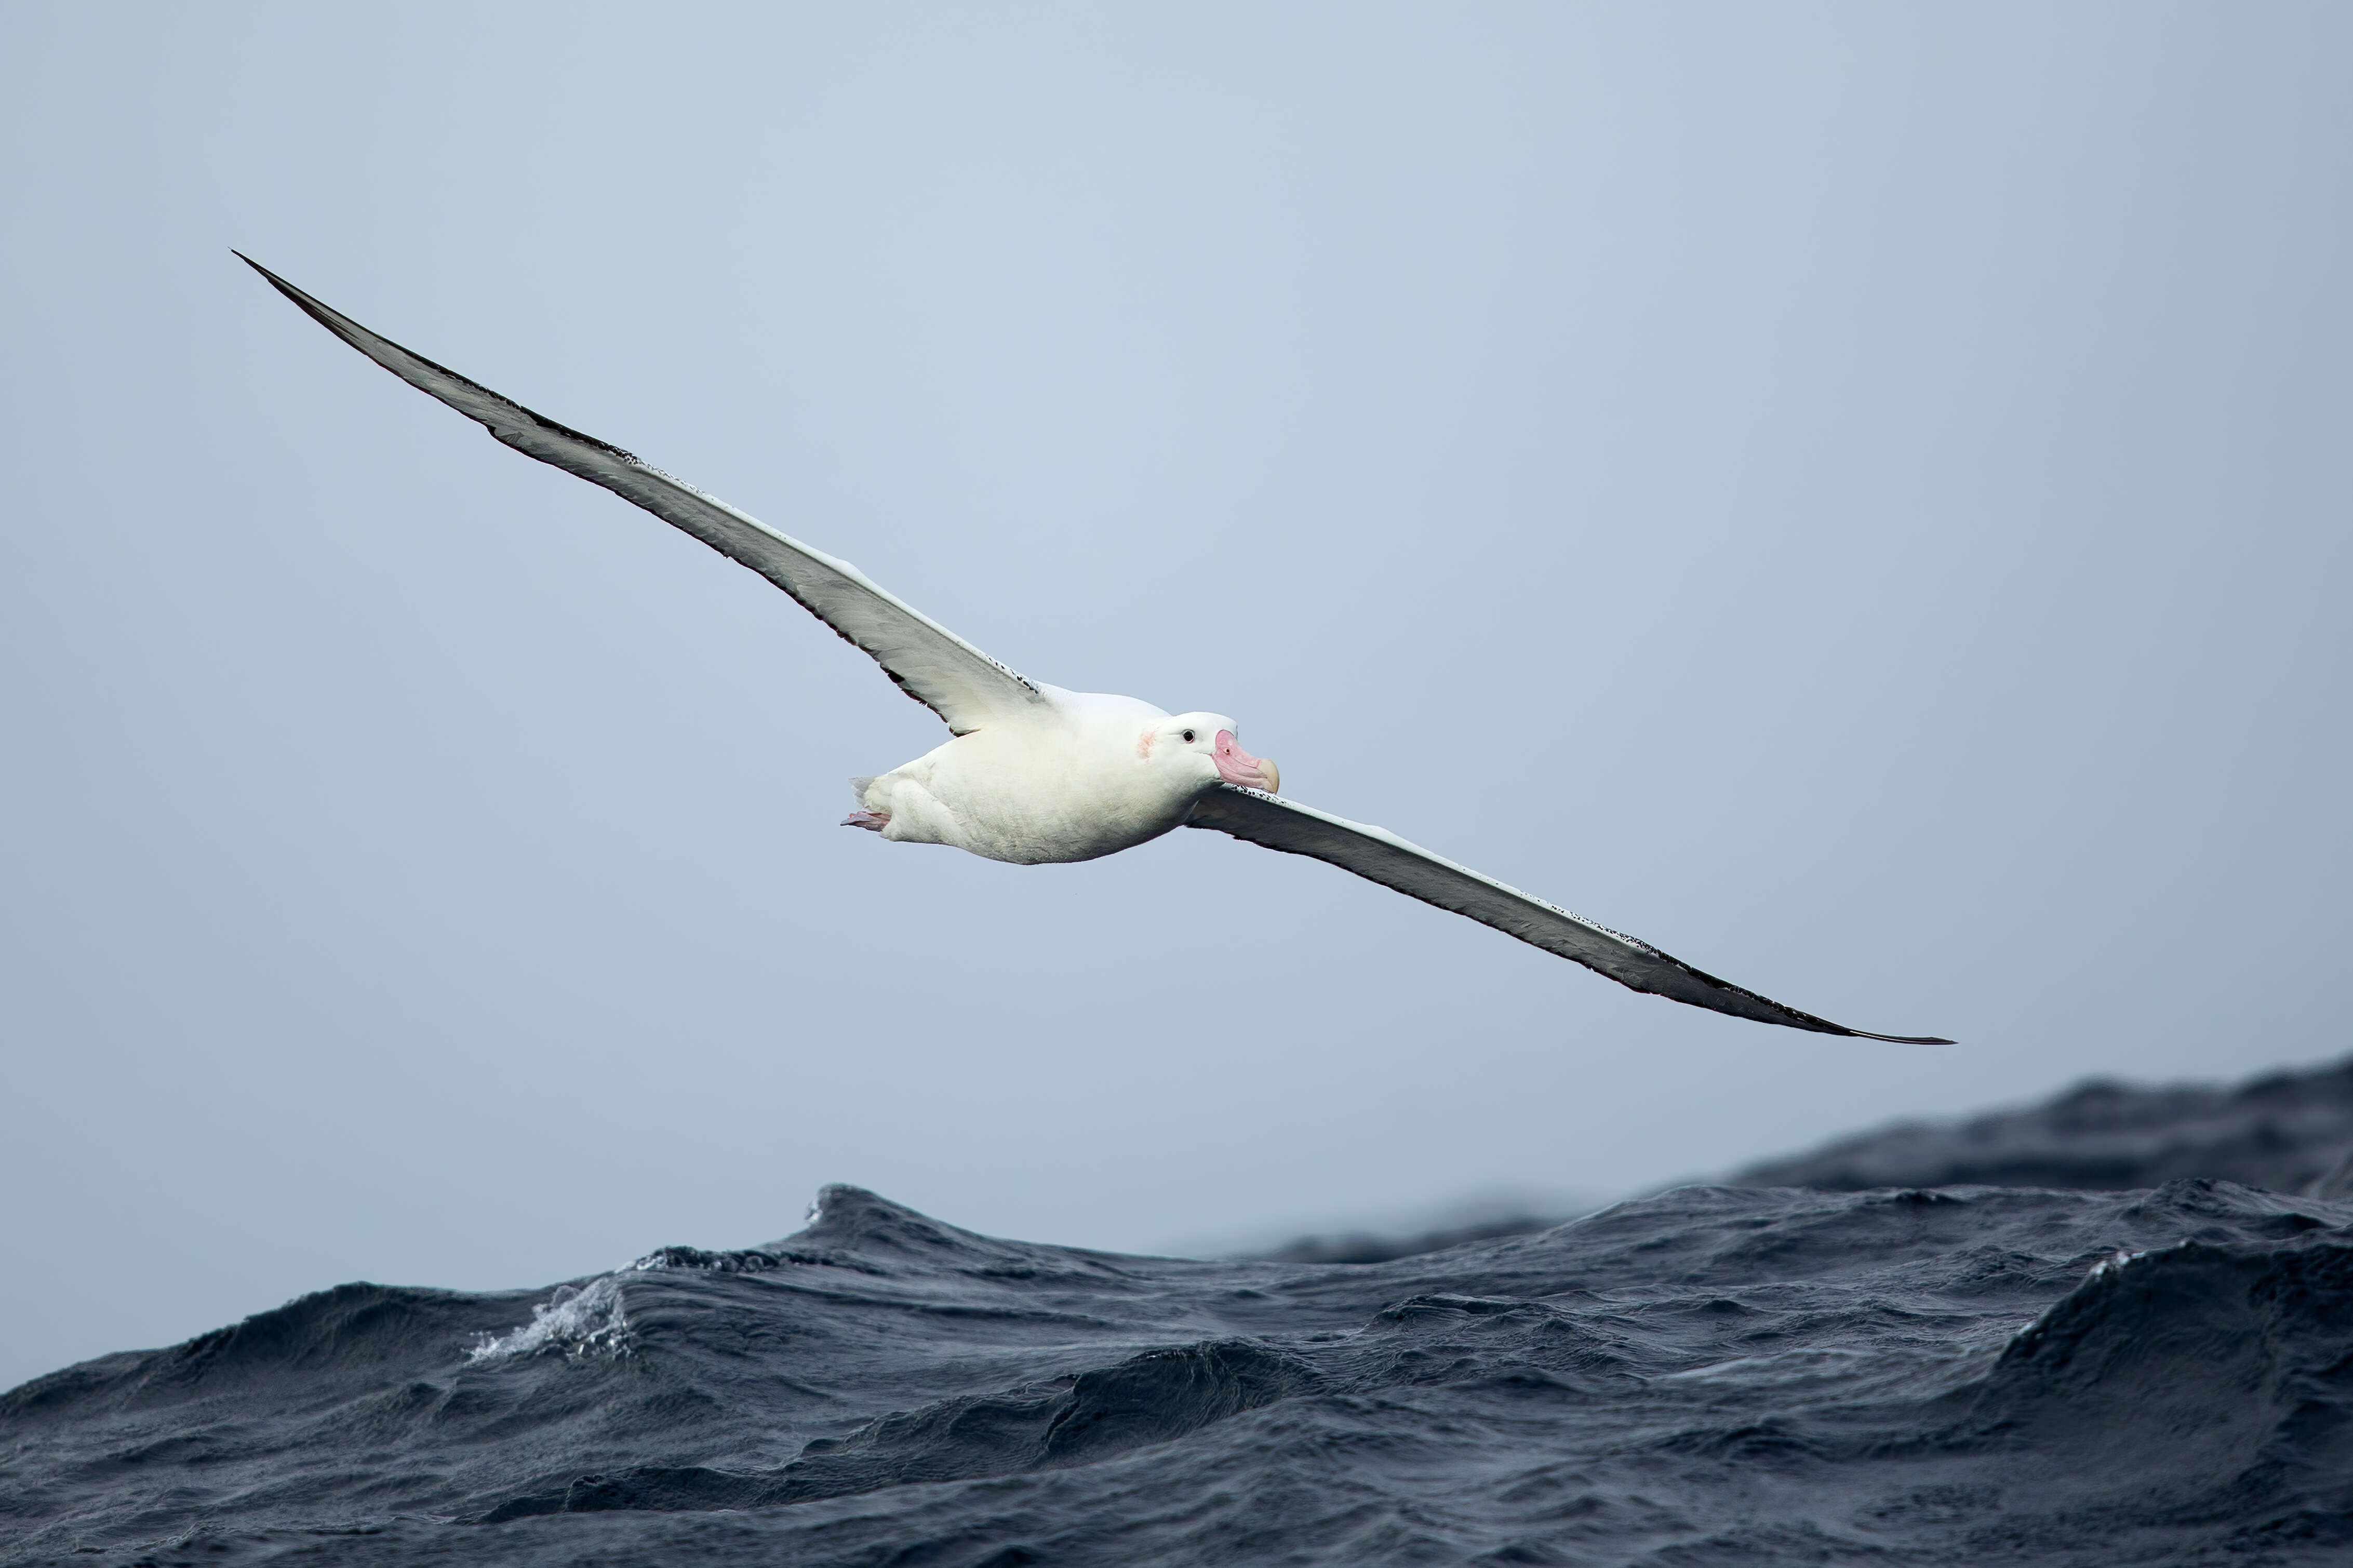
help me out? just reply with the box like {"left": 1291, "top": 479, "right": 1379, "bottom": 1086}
{"left": 1186, "top": 784, "right": 1951, "bottom": 1042}
{"left": 235, "top": 253, "right": 1048, "bottom": 736}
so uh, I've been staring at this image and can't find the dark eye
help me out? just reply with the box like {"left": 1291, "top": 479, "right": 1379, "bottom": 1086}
{"left": 1181, "top": 729, "right": 1196, "bottom": 743}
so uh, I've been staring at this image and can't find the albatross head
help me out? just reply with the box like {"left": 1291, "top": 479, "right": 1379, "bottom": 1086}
{"left": 1148, "top": 712, "right": 1280, "bottom": 796}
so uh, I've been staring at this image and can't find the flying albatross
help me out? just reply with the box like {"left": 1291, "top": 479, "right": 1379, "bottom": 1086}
{"left": 237, "top": 253, "right": 1949, "bottom": 1044}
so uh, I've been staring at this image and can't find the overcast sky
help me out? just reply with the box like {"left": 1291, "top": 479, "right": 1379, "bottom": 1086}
{"left": 3, "top": 2, "right": 2348, "bottom": 1394}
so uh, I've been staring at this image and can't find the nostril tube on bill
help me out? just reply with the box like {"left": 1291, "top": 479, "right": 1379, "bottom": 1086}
{"left": 1212, "top": 730, "right": 1278, "bottom": 792}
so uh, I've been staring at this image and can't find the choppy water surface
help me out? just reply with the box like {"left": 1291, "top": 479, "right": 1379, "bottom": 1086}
{"left": 1735, "top": 1055, "right": 2353, "bottom": 1197}
{"left": 7, "top": 1177, "right": 2353, "bottom": 1566}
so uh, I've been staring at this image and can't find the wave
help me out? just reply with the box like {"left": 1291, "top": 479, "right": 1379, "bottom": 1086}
{"left": 8, "top": 1178, "right": 2353, "bottom": 1564}
{"left": 1736, "top": 1053, "right": 2353, "bottom": 1197}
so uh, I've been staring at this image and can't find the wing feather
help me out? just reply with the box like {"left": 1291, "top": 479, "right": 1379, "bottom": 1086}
{"left": 1186, "top": 785, "right": 1950, "bottom": 1042}
{"left": 237, "top": 254, "right": 1047, "bottom": 735}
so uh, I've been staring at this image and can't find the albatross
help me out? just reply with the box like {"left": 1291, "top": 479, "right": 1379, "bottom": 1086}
{"left": 237, "top": 254, "right": 1949, "bottom": 1044}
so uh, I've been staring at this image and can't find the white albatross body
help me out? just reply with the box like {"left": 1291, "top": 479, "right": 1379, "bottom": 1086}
{"left": 238, "top": 253, "right": 1950, "bottom": 1044}
{"left": 852, "top": 688, "right": 1271, "bottom": 866}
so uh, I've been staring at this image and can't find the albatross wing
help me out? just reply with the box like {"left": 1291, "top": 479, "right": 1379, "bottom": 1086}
{"left": 236, "top": 254, "right": 1049, "bottom": 736}
{"left": 1186, "top": 785, "right": 1951, "bottom": 1042}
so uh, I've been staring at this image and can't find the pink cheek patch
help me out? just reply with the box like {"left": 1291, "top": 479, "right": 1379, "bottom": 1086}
{"left": 1136, "top": 730, "right": 1155, "bottom": 760}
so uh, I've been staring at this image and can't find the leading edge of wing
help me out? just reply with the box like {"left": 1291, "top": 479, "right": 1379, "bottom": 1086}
{"left": 233, "top": 252, "right": 1048, "bottom": 736}
{"left": 1186, "top": 785, "right": 1953, "bottom": 1043}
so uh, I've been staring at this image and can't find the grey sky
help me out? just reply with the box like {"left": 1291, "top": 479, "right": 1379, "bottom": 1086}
{"left": 3, "top": 3, "right": 2347, "bottom": 1394}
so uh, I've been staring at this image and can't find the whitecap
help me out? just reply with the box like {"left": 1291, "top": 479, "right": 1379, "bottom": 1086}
{"left": 463, "top": 1274, "right": 634, "bottom": 1364}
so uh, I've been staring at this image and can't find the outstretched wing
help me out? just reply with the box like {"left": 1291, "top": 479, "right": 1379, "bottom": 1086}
{"left": 237, "top": 254, "right": 1050, "bottom": 736}
{"left": 1186, "top": 785, "right": 1950, "bottom": 1042}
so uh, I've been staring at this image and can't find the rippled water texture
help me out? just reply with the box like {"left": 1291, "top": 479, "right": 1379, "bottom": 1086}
{"left": 8, "top": 1177, "right": 2353, "bottom": 1565}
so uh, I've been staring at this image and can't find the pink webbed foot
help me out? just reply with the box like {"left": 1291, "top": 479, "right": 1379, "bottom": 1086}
{"left": 840, "top": 810, "right": 890, "bottom": 833}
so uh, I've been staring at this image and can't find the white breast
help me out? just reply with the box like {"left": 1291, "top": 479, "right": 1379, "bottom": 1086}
{"left": 863, "top": 689, "right": 1200, "bottom": 865}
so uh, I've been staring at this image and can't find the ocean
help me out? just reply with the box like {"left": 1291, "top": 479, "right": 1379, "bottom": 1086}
{"left": 7, "top": 1166, "right": 2352, "bottom": 1564}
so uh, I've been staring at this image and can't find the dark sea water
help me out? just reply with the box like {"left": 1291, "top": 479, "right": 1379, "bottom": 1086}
{"left": 9, "top": 1173, "right": 2353, "bottom": 1566}
{"left": 1734, "top": 1056, "right": 2353, "bottom": 1198}
{"left": 1260, "top": 1055, "right": 2353, "bottom": 1269}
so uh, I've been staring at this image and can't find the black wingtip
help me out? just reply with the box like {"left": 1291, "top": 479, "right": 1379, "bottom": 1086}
{"left": 231, "top": 250, "right": 655, "bottom": 477}
{"left": 1849, "top": 1031, "right": 1957, "bottom": 1045}
{"left": 232, "top": 250, "right": 319, "bottom": 312}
